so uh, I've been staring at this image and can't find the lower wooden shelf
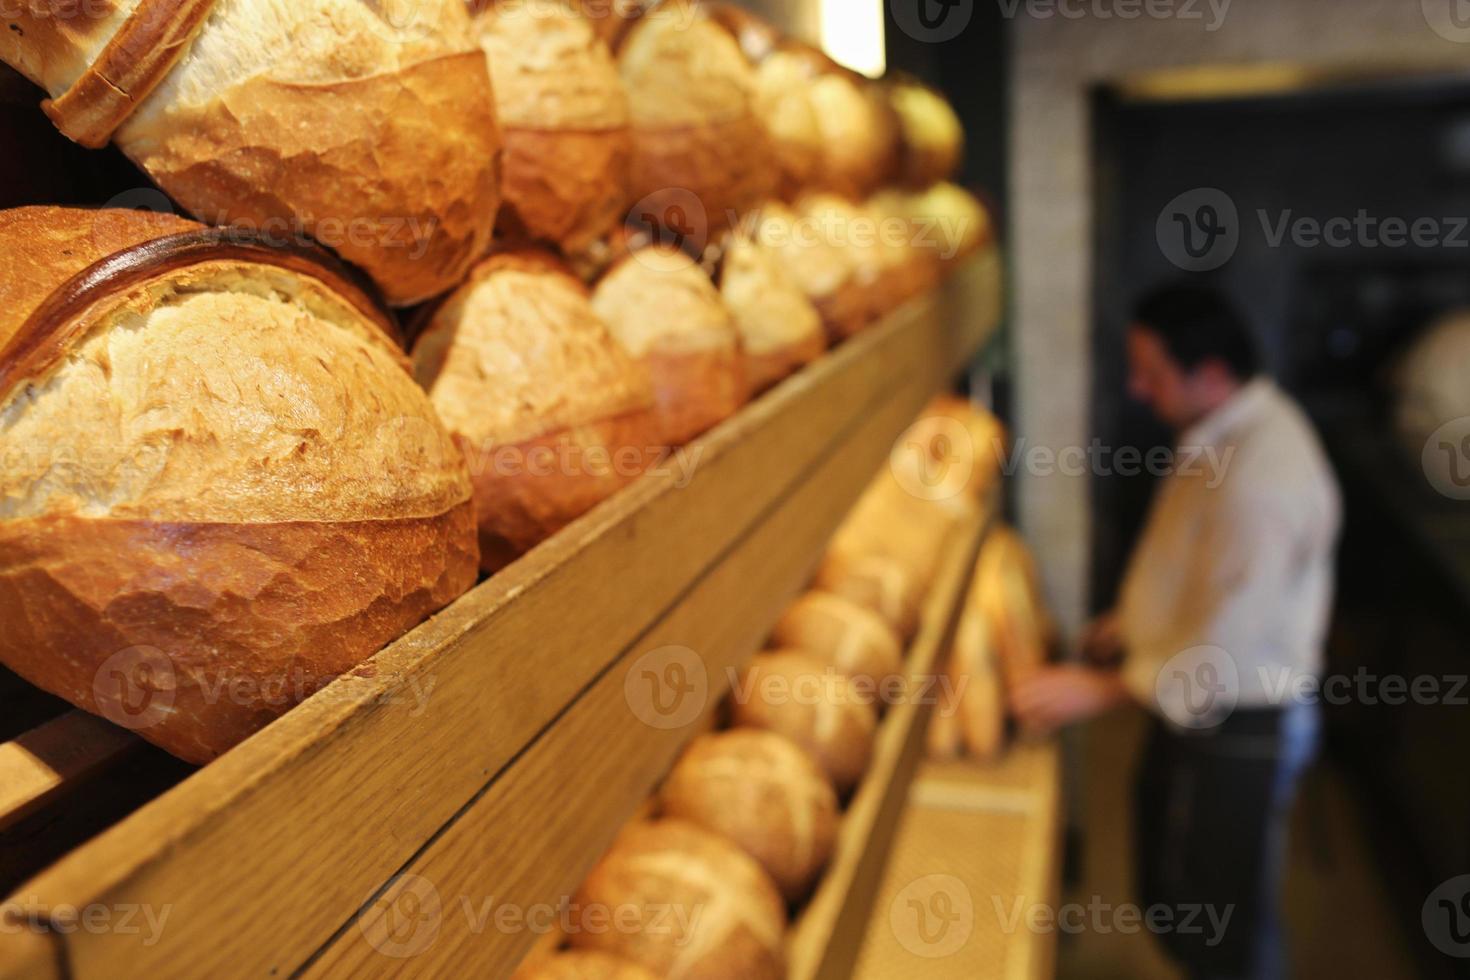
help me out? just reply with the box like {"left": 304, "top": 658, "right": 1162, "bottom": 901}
{"left": 0, "top": 253, "right": 1001, "bottom": 980}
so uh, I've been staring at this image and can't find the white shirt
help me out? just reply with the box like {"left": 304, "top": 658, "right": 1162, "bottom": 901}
{"left": 1119, "top": 378, "right": 1342, "bottom": 723}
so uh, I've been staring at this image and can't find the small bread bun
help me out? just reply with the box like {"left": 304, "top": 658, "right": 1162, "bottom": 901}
{"left": 0, "top": 0, "right": 503, "bottom": 306}
{"left": 591, "top": 245, "right": 748, "bottom": 445}
{"left": 750, "top": 50, "right": 824, "bottom": 200}
{"left": 771, "top": 591, "right": 905, "bottom": 695}
{"left": 0, "top": 207, "right": 478, "bottom": 762}
{"left": 875, "top": 182, "right": 994, "bottom": 266}
{"left": 475, "top": 1, "right": 632, "bottom": 254}
{"left": 413, "top": 249, "right": 662, "bottom": 571}
{"left": 570, "top": 818, "right": 786, "bottom": 979}
{"left": 815, "top": 551, "right": 926, "bottom": 642}
{"left": 749, "top": 200, "right": 854, "bottom": 320}
{"left": 793, "top": 194, "right": 898, "bottom": 341}
{"left": 730, "top": 650, "right": 877, "bottom": 793}
{"left": 660, "top": 729, "right": 838, "bottom": 901}
{"left": 719, "top": 222, "right": 826, "bottom": 393}
{"left": 889, "top": 78, "right": 965, "bottom": 187}
{"left": 906, "top": 395, "right": 1008, "bottom": 502}
{"left": 805, "top": 66, "right": 900, "bottom": 200}
{"left": 512, "top": 950, "right": 660, "bottom": 980}
{"left": 616, "top": 0, "right": 777, "bottom": 234}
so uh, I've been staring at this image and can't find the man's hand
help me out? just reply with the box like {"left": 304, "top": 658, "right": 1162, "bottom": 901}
{"left": 1012, "top": 664, "right": 1130, "bottom": 735}
{"left": 1079, "top": 610, "right": 1125, "bottom": 668}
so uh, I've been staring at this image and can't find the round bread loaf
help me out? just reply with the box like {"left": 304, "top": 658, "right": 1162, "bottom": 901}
{"left": 792, "top": 194, "right": 899, "bottom": 341}
{"left": 718, "top": 224, "right": 825, "bottom": 394}
{"left": 0, "top": 1, "right": 502, "bottom": 306}
{"left": 770, "top": 591, "right": 904, "bottom": 697}
{"left": 475, "top": 1, "right": 632, "bottom": 254}
{"left": 616, "top": 0, "right": 777, "bottom": 236}
{"left": 972, "top": 525, "right": 1051, "bottom": 692}
{"left": 814, "top": 551, "right": 926, "bottom": 643}
{"left": 748, "top": 50, "right": 823, "bottom": 200}
{"left": 412, "top": 249, "right": 662, "bottom": 571}
{"left": 948, "top": 591, "right": 1007, "bottom": 761}
{"left": 0, "top": 206, "right": 478, "bottom": 763}
{"left": 730, "top": 650, "right": 877, "bottom": 793}
{"left": 889, "top": 78, "right": 964, "bottom": 187}
{"left": 570, "top": 818, "right": 786, "bottom": 979}
{"left": 591, "top": 246, "right": 748, "bottom": 446}
{"left": 805, "top": 65, "right": 899, "bottom": 201}
{"left": 873, "top": 183, "right": 993, "bottom": 267}
{"left": 660, "top": 729, "right": 838, "bottom": 902}
{"left": 906, "top": 395, "right": 1008, "bottom": 502}
{"left": 749, "top": 201, "right": 855, "bottom": 329}
{"left": 512, "top": 950, "right": 660, "bottom": 980}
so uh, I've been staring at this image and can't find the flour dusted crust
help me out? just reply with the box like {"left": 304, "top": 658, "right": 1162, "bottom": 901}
{"left": 477, "top": 1, "right": 632, "bottom": 252}
{"left": 0, "top": 0, "right": 502, "bottom": 306}
{"left": 0, "top": 207, "right": 477, "bottom": 762}
{"left": 570, "top": 818, "right": 786, "bottom": 978}
{"left": 414, "top": 249, "right": 662, "bottom": 569}
{"left": 591, "top": 246, "right": 747, "bottom": 445}
{"left": 719, "top": 227, "right": 825, "bottom": 393}
{"left": 661, "top": 729, "right": 839, "bottom": 902}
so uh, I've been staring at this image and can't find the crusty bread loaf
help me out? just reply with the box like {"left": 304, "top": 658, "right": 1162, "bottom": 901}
{"left": 660, "top": 729, "right": 838, "bottom": 902}
{"left": 971, "top": 525, "right": 1052, "bottom": 693}
{"left": 889, "top": 78, "right": 965, "bottom": 188}
{"left": 616, "top": 0, "right": 776, "bottom": 234}
{"left": 771, "top": 591, "right": 904, "bottom": 697}
{"left": 511, "top": 950, "right": 660, "bottom": 980}
{"left": 792, "top": 194, "right": 901, "bottom": 341}
{"left": 748, "top": 50, "right": 822, "bottom": 201}
{"left": 871, "top": 182, "right": 994, "bottom": 266}
{"left": 946, "top": 593, "right": 1007, "bottom": 761}
{"left": 0, "top": 0, "right": 502, "bottom": 306}
{"left": 730, "top": 650, "right": 876, "bottom": 793}
{"left": 718, "top": 224, "right": 825, "bottom": 394}
{"left": 896, "top": 395, "right": 1008, "bottom": 503}
{"left": 413, "top": 249, "right": 662, "bottom": 571}
{"left": 0, "top": 206, "right": 478, "bottom": 762}
{"left": 570, "top": 818, "right": 786, "bottom": 979}
{"left": 475, "top": 1, "right": 631, "bottom": 254}
{"left": 591, "top": 246, "right": 747, "bottom": 445}
{"left": 805, "top": 65, "right": 899, "bottom": 201}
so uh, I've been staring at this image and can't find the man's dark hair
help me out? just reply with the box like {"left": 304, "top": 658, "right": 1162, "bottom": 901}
{"left": 1130, "top": 282, "right": 1261, "bottom": 380}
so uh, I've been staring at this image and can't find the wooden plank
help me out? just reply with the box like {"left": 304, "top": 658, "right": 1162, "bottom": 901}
{"left": 5, "top": 255, "right": 1001, "bottom": 979}
{"left": 300, "top": 345, "right": 972, "bottom": 978}
{"left": 0, "top": 712, "right": 139, "bottom": 832}
{"left": 786, "top": 510, "right": 993, "bottom": 980}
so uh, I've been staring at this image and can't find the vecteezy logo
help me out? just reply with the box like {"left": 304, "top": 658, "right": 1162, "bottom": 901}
{"left": 1422, "top": 0, "right": 1470, "bottom": 43}
{"left": 1424, "top": 875, "right": 1470, "bottom": 957}
{"left": 1155, "top": 645, "right": 1239, "bottom": 730}
{"left": 890, "top": 416, "right": 974, "bottom": 502}
{"left": 361, "top": 874, "right": 442, "bottom": 959}
{"left": 1423, "top": 417, "right": 1470, "bottom": 500}
{"left": 627, "top": 188, "right": 710, "bottom": 261}
{"left": 890, "top": 874, "right": 974, "bottom": 958}
{"left": 91, "top": 646, "right": 177, "bottom": 732}
{"left": 1156, "top": 188, "right": 1239, "bottom": 272}
{"left": 891, "top": 0, "right": 974, "bottom": 43}
{"left": 624, "top": 645, "right": 708, "bottom": 730}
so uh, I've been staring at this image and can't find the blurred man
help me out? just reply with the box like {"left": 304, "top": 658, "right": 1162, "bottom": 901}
{"left": 1013, "top": 283, "right": 1341, "bottom": 980}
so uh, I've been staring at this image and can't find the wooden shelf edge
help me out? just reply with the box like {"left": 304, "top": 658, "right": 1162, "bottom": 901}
{"left": 4, "top": 251, "right": 1003, "bottom": 980}
{"left": 785, "top": 504, "right": 996, "bottom": 980}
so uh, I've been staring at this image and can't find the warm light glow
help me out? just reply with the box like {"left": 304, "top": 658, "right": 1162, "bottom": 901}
{"left": 821, "top": 0, "right": 886, "bottom": 78}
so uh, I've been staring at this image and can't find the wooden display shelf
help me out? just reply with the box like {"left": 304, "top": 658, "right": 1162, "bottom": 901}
{"left": 786, "top": 505, "right": 994, "bottom": 980}
{"left": 0, "top": 253, "right": 1001, "bottom": 980}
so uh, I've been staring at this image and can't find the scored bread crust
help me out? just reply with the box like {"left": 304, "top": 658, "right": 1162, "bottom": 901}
{"left": 771, "top": 591, "right": 904, "bottom": 695}
{"left": 0, "top": 206, "right": 478, "bottom": 762}
{"left": 0, "top": 506, "right": 477, "bottom": 763}
{"left": 498, "top": 126, "right": 632, "bottom": 254}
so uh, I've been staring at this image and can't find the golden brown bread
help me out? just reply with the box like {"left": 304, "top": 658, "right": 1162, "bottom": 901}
{"left": 511, "top": 950, "right": 661, "bottom": 980}
{"left": 660, "top": 729, "right": 838, "bottom": 902}
{"left": 0, "top": 0, "right": 502, "bottom": 306}
{"left": 718, "top": 224, "right": 825, "bottom": 394}
{"left": 476, "top": 0, "right": 632, "bottom": 253}
{"left": 800, "top": 57, "right": 899, "bottom": 200}
{"left": 947, "top": 585, "right": 1008, "bottom": 761}
{"left": 770, "top": 591, "right": 904, "bottom": 696}
{"left": 870, "top": 182, "right": 994, "bottom": 266}
{"left": 617, "top": 0, "right": 776, "bottom": 234}
{"left": 0, "top": 206, "right": 478, "bottom": 762}
{"left": 570, "top": 818, "right": 786, "bottom": 979}
{"left": 730, "top": 650, "right": 877, "bottom": 794}
{"left": 889, "top": 78, "right": 965, "bottom": 188}
{"left": 591, "top": 246, "right": 747, "bottom": 445}
{"left": 910, "top": 395, "right": 1008, "bottom": 502}
{"left": 413, "top": 249, "right": 663, "bottom": 571}
{"left": 972, "top": 525, "right": 1052, "bottom": 694}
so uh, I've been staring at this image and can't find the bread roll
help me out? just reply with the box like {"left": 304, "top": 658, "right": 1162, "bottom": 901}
{"left": 591, "top": 246, "right": 747, "bottom": 445}
{"left": 793, "top": 194, "right": 902, "bottom": 341}
{"left": 901, "top": 395, "right": 1008, "bottom": 503}
{"left": 749, "top": 201, "right": 853, "bottom": 326}
{"left": 0, "top": 1, "right": 502, "bottom": 306}
{"left": 770, "top": 592, "right": 904, "bottom": 696}
{"left": 475, "top": 1, "right": 631, "bottom": 254}
{"left": 718, "top": 224, "right": 825, "bottom": 394}
{"left": 413, "top": 249, "right": 662, "bottom": 571}
{"left": 889, "top": 79, "right": 964, "bottom": 187}
{"left": 616, "top": 0, "right": 777, "bottom": 236}
{"left": 748, "top": 50, "right": 823, "bottom": 201}
{"left": 570, "top": 818, "right": 786, "bottom": 979}
{"left": 0, "top": 207, "right": 478, "bottom": 762}
{"left": 512, "top": 950, "right": 660, "bottom": 980}
{"left": 730, "top": 650, "right": 876, "bottom": 793}
{"left": 874, "top": 182, "right": 994, "bottom": 266}
{"left": 660, "top": 729, "right": 838, "bottom": 902}
{"left": 971, "top": 525, "right": 1051, "bottom": 692}
{"left": 947, "top": 594, "right": 1007, "bottom": 760}
{"left": 805, "top": 65, "right": 899, "bottom": 200}
{"left": 815, "top": 552, "right": 926, "bottom": 643}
